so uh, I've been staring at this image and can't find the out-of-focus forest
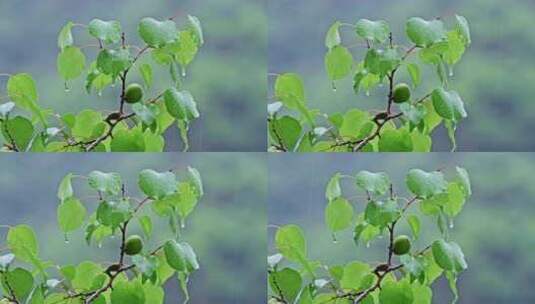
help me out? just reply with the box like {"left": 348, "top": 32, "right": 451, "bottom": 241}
{"left": 268, "top": 153, "right": 535, "bottom": 303}
{"left": 268, "top": 0, "right": 535, "bottom": 151}
{"left": 0, "top": 153, "right": 266, "bottom": 303}
{"left": 0, "top": 0, "right": 266, "bottom": 152}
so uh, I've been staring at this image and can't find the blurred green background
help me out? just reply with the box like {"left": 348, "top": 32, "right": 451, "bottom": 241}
{"left": 0, "top": 153, "right": 266, "bottom": 303}
{"left": 268, "top": 153, "right": 535, "bottom": 303}
{"left": 268, "top": 0, "right": 535, "bottom": 151}
{"left": 0, "top": 0, "right": 266, "bottom": 151}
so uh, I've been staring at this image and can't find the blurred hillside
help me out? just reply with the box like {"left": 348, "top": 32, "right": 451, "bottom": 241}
{"left": 268, "top": 153, "right": 535, "bottom": 303}
{"left": 0, "top": 153, "right": 267, "bottom": 303}
{"left": 268, "top": 0, "right": 535, "bottom": 151}
{"left": 0, "top": 0, "right": 266, "bottom": 151}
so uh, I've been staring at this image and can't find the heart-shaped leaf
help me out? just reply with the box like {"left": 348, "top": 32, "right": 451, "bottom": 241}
{"left": 364, "top": 200, "right": 400, "bottom": 227}
{"left": 355, "top": 171, "right": 391, "bottom": 195}
{"left": 96, "top": 49, "right": 132, "bottom": 78}
{"left": 325, "top": 197, "right": 354, "bottom": 232}
{"left": 88, "top": 19, "right": 122, "bottom": 44}
{"left": 7, "top": 225, "right": 38, "bottom": 263}
{"left": 325, "top": 21, "right": 341, "bottom": 49}
{"left": 274, "top": 73, "right": 305, "bottom": 110}
{"left": 110, "top": 280, "right": 145, "bottom": 304}
{"left": 378, "top": 129, "right": 413, "bottom": 152}
{"left": 406, "top": 17, "right": 446, "bottom": 47}
{"left": 455, "top": 15, "right": 471, "bottom": 45}
{"left": 355, "top": 19, "right": 390, "bottom": 43}
{"left": 138, "top": 169, "right": 177, "bottom": 199}
{"left": 57, "top": 197, "right": 87, "bottom": 233}
{"left": 432, "top": 88, "right": 467, "bottom": 122}
{"left": 432, "top": 239, "right": 467, "bottom": 273}
{"left": 275, "top": 225, "right": 306, "bottom": 263}
{"left": 364, "top": 48, "right": 400, "bottom": 78}
{"left": 406, "top": 169, "right": 447, "bottom": 198}
{"left": 88, "top": 171, "right": 122, "bottom": 195}
{"left": 58, "top": 21, "right": 74, "bottom": 50}
{"left": 187, "top": 15, "right": 204, "bottom": 46}
{"left": 138, "top": 17, "right": 178, "bottom": 48}
{"left": 269, "top": 268, "right": 302, "bottom": 302}
{"left": 57, "top": 46, "right": 86, "bottom": 80}
{"left": 325, "top": 46, "right": 353, "bottom": 81}
{"left": 132, "top": 103, "right": 160, "bottom": 126}
{"left": 164, "top": 88, "right": 199, "bottom": 122}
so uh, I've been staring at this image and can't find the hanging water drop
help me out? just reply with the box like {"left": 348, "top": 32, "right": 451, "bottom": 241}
{"left": 110, "top": 234, "right": 116, "bottom": 239}
{"left": 365, "top": 90, "right": 371, "bottom": 97}
{"left": 448, "top": 66, "right": 454, "bottom": 77}
{"left": 181, "top": 69, "right": 187, "bottom": 77}
{"left": 331, "top": 82, "right": 337, "bottom": 92}
{"left": 97, "top": 91, "right": 103, "bottom": 97}
{"left": 64, "top": 234, "right": 70, "bottom": 244}
{"left": 181, "top": 222, "right": 186, "bottom": 229}
{"left": 331, "top": 233, "right": 338, "bottom": 244}
{"left": 98, "top": 243, "right": 103, "bottom": 248}
{"left": 64, "top": 82, "right": 70, "bottom": 93}
{"left": 366, "top": 242, "right": 371, "bottom": 248}
{"left": 449, "top": 219, "right": 454, "bottom": 229}
{"left": 111, "top": 83, "right": 116, "bottom": 88}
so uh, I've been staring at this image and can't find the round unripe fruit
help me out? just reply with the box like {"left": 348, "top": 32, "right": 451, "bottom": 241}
{"left": 124, "top": 83, "right": 144, "bottom": 104}
{"left": 393, "top": 83, "right": 411, "bottom": 104}
{"left": 124, "top": 235, "right": 143, "bottom": 256}
{"left": 393, "top": 235, "right": 411, "bottom": 255}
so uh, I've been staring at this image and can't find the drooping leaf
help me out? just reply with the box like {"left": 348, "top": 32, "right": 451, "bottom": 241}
{"left": 406, "top": 169, "right": 447, "bottom": 198}
{"left": 355, "top": 171, "right": 390, "bottom": 195}
{"left": 325, "top": 21, "right": 342, "bottom": 49}
{"left": 355, "top": 19, "right": 390, "bottom": 43}
{"left": 138, "top": 17, "right": 178, "bottom": 48}
{"left": 325, "top": 197, "right": 354, "bottom": 232}
{"left": 163, "top": 88, "right": 200, "bottom": 122}
{"left": 406, "top": 17, "right": 446, "bottom": 47}
{"left": 431, "top": 88, "right": 467, "bottom": 122}
{"left": 431, "top": 240, "right": 468, "bottom": 273}
{"left": 275, "top": 225, "right": 306, "bottom": 263}
{"left": 88, "top": 19, "right": 122, "bottom": 44}
{"left": 325, "top": 46, "right": 353, "bottom": 81}
{"left": 138, "top": 169, "right": 177, "bottom": 199}
{"left": 7, "top": 225, "right": 39, "bottom": 263}
{"left": 274, "top": 73, "right": 305, "bottom": 110}
{"left": 88, "top": 171, "right": 122, "bottom": 195}
{"left": 269, "top": 268, "right": 302, "bottom": 302}
{"left": 57, "top": 46, "right": 86, "bottom": 80}
{"left": 58, "top": 21, "right": 74, "bottom": 50}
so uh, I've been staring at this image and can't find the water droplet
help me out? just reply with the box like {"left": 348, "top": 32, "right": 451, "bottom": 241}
{"left": 379, "top": 83, "right": 385, "bottom": 88}
{"left": 97, "top": 91, "right": 103, "bottom": 97}
{"left": 181, "top": 222, "right": 186, "bottom": 229}
{"left": 111, "top": 83, "right": 116, "bottom": 88}
{"left": 448, "top": 219, "right": 454, "bottom": 229}
{"left": 365, "top": 91, "right": 371, "bottom": 97}
{"left": 331, "top": 233, "right": 338, "bottom": 244}
{"left": 448, "top": 66, "right": 454, "bottom": 77}
{"left": 64, "top": 234, "right": 70, "bottom": 244}
{"left": 365, "top": 242, "right": 371, "bottom": 248}
{"left": 181, "top": 69, "right": 187, "bottom": 77}
{"left": 110, "top": 235, "right": 116, "bottom": 239}
{"left": 378, "top": 235, "right": 384, "bottom": 239}
{"left": 331, "top": 82, "right": 337, "bottom": 92}
{"left": 64, "top": 82, "right": 70, "bottom": 93}
{"left": 98, "top": 243, "right": 103, "bottom": 248}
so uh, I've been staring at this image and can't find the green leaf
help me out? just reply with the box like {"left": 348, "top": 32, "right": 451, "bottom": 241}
{"left": 175, "top": 31, "right": 199, "bottom": 69}
{"left": 269, "top": 115, "right": 302, "bottom": 151}
{"left": 187, "top": 15, "right": 204, "bottom": 46}
{"left": 269, "top": 268, "right": 302, "bottom": 302}
{"left": 164, "top": 240, "right": 199, "bottom": 273}
{"left": 406, "top": 169, "right": 447, "bottom": 198}
{"left": 163, "top": 88, "right": 200, "bottom": 122}
{"left": 325, "top": 197, "right": 354, "bottom": 232}
{"left": 110, "top": 129, "right": 146, "bottom": 152}
{"left": 57, "top": 173, "right": 74, "bottom": 201}
{"left": 400, "top": 103, "right": 427, "bottom": 127}
{"left": 97, "top": 49, "right": 132, "bottom": 78}
{"left": 325, "top": 21, "right": 342, "bottom": 49}
{"left": 143, "top": 130, "right": 165, "bottom": 153}
{"left": 445, "top": 271, "right": 459, "bottom": 304}
{"left": 57, "top": 46, "right": 86, "bottom": 80}
{"left": 88, "top": 19, "right": 122, "bottom": 44}
{"left": 339, "top": 109, "right": 373, "bottom": 140}
{"left": 431, "top": 240, "right": 467, "bottom": 273}
{"left": 412, "top": 282, "right": 432, "bottom": 304}
{"left": 139, "top": 17, "right": 178, "bottom": 48}
{"left": 96, "top": 200, "right": 132, "bottom": 229}
{"left": 138, "top": 216, "right": 153, "bottom": 239}
{"left": 160, "top": 182, "right": 199, "bottom": 220}
{"left": 57, "top": 197, "right": 86, "bottom": 233}
{"left": 364, "top": 48, "right": 400, "bottom": 78}
{"left": 365, "top": 200, "right": 400, "bottom": 228}
{"left": 275, "top": 225, "right": 306, "bottom": 263}
{"left": 138, "top": 169, "right": 177, "bottom": 199}
{"left": 88, "top": 171, "right": 122, "bottom": 195}
{"left": 353, "top": 221, "right": 380, "bottom": 246}
{"left": 7, "top": 225, "right": 39, "bottom": 263}
{"left": 355, "top": 171, "right": 390, "bottom": 195}
{"left": 379, "top": 280, "right": 414, "bottom": 304}
{"left": 431, "top": 88, "right": 467, "bottom": 122}
{"left": 444, "top": 31, "right": 465, "bottom": 66}
{"left": 406, "top": 17, "right": 446, "bottom": 47}
{"left": 275, "top": 73, "right": 305, "bottom": 110}
{"left": 407, "top": 215, "right": 421, "bottom": 240}
{"left": 139, "top": 64, "right": 153, "bottom": 89}
{"left": 326, "top": 173, "right": 342, "bottom": 201}
{"left": 7, "top": 74, "right": 45, "bottom": 124}
{"left": 443, "top": 183, "right": 465, "bottom": 217}
{"left": 72, "top": 261, "right": 103, "bottom": 291}
{"left": 186, "top": 166, "right": 203, "bottom": 197}
{"left": 455, "top": 167, "right": 471, "bottom": 197}
{"left": 339, "top": 262, "right": 372, "bottom": 291}
{"left": 58, "top": 21, "right": 74, "bottom": 50}
{"left": 455, "top": 15, "right": 471, "bottom": 45}
{"left": 71, "top": 110, "right": 104, "bottom": 140}
{"left": 111, "top": 280, "right": 145, "bottom": 304}
{"left": 85, "top": 62, "right": 113, "bottom": 94}
{"left": 2, "top": 116, "right": 34, "bottom": 151}
{"left": 2, "top": 267, "right": 34, "bottom": 300}
{"left": 142, "top": 282, "right": 164, "bottom": 304}
{"left": 406, "top": 63, "right": 421, "bottom": 87}
{"left": 325, "top": 46, "right": 353, "bottom": 81}
{"left": 378, "top": 129, "right": 413, "bottom": 152}
{"left": 355, "top": 19, "right": 390, "bottom": 43}
{"left": 132, "top": 103, "right": 160, "bottom": 126}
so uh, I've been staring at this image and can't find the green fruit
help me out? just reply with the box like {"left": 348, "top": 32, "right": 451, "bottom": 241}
{"left": 392, "top": 83, "right": 411, "bottom": 103}
{"left": 124, "top": 235, "right": 143, "bottom": 255}
{"left": 393, "top": 235, "right": 411, "bottom": 255}
{"left": 124, "top": 83, "right": 144, "bottom": 104}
